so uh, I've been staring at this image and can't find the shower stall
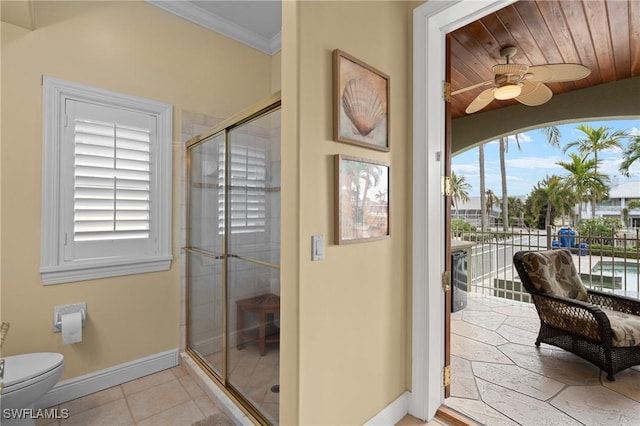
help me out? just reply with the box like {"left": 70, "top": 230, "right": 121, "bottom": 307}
{"left": 185, "top": 93, "right": 281, "bottom": 425}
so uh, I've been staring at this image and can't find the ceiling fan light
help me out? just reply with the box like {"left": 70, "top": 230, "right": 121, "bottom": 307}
{"left": 494, "top": 84, "right": 522, "bottom": 100}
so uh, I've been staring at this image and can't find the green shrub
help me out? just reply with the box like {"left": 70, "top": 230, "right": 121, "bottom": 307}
{"left": 583, "top": 243, "right": 640, "bottom": 260}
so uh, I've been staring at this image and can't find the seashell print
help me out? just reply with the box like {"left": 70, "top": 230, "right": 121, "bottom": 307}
{"left": 342, "top": 78, "right": 385, "bottom": 137}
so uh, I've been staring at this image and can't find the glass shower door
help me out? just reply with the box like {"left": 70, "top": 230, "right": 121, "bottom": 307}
{"left": 187, "top": 133, "right": 226, "bottom": 378}
{"left": 186, "top": 96, "right": 280, "bottom": 425}
{"left": 227, "top": 110, "right": 281, "bottom": 424}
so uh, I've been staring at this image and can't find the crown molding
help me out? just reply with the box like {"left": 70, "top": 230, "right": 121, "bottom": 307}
{"left": 147, "top": 0, "right": 281, "bottom": 55}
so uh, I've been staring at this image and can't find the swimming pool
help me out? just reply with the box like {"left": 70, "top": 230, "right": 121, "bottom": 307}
{"left": 588, "top": 261, "right": 639, "bottom": 293}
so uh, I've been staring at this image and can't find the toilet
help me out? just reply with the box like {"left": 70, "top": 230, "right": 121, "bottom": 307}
{"left": 1, "top": 353, "right": 64, "bottom": 426}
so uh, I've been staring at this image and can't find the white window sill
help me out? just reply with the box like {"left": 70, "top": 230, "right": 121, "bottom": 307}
{"left": 40, "top": 255, "right": 173, "bottom": 285}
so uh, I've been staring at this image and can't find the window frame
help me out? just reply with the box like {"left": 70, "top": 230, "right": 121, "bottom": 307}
{"left": 41, "top": 76, "right": 173, "bottom": 285}
{"left": 218, "top": 142, "right": 268, "bottom": 235}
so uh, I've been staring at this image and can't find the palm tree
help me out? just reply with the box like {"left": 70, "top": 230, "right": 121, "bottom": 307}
{"left": 358, "top": 164, "right": 382, "bottom": 226}
{"left": 450, "top": 171, "right": 471, "bottom": 216}
{"left": 507, "top": 196, "right": 525, "bottom": 227}
{"left": 499, "top": 127, "right": 560, "bottom": 231}
{"left": 486, "top": 189, "right": 498, "bottom": 228}
{"left": 556, "top": 153, "right": 610, "bottom": 223}
{"left": 529, "top": 181, "right": 554, "bottom": 230}
{"left": 620, "top": 201, "right": 640, "bottom": 228}
{"left": 341, "top": 160, "right": 380, "bottom": 231}
{"left": 563, "top": 124, "right": 628, "bottom": 217}
{"left": 530, "top": 175, "right": 575, "bottom": 229}
{"left": 627, "top": 200, "right": 640, "bottom": 210}
{"left": 621, "top": 207, "right": 629, "bottom": 228}
{"left": 619, "top": 135, "right": 640, "bottom": 177}
{"left": 499, "top": 136, "right": 517, "bottom": 231}
{"left": 542, "top": 126, "right": 562, "bottom": 149}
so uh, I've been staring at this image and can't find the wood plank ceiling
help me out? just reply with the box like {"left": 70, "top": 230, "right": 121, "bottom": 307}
{"left": 449, "top": 0, "right": 640, "bottom": 119}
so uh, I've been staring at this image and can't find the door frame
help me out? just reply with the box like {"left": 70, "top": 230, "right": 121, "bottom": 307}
{"left": 410, "top": 0, "right": 517, "bottom": 420}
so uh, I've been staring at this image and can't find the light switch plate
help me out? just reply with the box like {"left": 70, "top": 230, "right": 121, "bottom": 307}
{"left": 311, "top": 235, "right": 324, "bottom": 261}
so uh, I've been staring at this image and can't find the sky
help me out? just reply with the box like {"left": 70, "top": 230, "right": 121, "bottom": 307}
{"left": 451, "top": 118, "right": 640, "bottom": 198}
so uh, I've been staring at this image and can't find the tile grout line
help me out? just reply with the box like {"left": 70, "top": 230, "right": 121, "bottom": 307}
{"left": 127, "top": 375, "right": 206, "bottom": 425}
{"left": 121, "top": 384, "right": 137, "bottom": 426}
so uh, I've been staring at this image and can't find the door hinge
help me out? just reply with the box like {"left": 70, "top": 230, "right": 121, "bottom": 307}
{"left": 441, "top": 176, "right": 452, "bottom": 197}
{"left": 442, "top": 270, "right": 451, "bottom": 292}
{"left": 443, "top": 364, "right": 451, "bottom": 386}
{"left": 443, "top": 81, "right": 451, "bottom": 103}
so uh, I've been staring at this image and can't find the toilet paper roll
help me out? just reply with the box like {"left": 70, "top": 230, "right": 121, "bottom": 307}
{"left": 61, "top": 311, "right": 82, "bottom": 345}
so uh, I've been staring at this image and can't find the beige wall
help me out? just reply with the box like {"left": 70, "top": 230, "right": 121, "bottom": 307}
{"left": 0, "top": 1, "right": 273, "bottom": 380}
{"left": 281, "top": 1, "right": 411, "bottom": 424}
{"left": 272, "top": 50, "right": 282, "bottom": 92}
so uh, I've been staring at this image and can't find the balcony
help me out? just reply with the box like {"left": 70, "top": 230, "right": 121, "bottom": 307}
{"left": 446, "top": 293, "right": 639, "bottom": 425}
{"left": 453, "top": 227, "right": 640, "bottom": 300}
{"left": 442, "top": 227, "right": 640, "bottom": 425}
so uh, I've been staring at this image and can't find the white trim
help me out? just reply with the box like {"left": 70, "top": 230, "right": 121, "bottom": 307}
{"left": 411, "top": 0, "right": 516, "bottom": 421}
{"left": 36, "top": 349, "right": 179, "bottom": 408}
{"left": 363, "top": 391, "right": 411, "bottom": 426}
{"left": 40, "top": 255, "right": 173, "bottom": 285}
{"left": 40, "top": 76, "right": 173, "bottom": 285}
{"left": 146, "top": 1, "right": 281, "bottom": 55}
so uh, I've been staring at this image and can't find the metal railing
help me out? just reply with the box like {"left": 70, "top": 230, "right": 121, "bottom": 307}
{"left": 452, "top": 226, "right": 640, "bottom": 302}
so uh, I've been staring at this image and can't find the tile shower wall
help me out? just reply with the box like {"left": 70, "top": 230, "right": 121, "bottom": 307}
{"left": 227, "top": 115, "right": 281, "bottom": 344}
{"left": 181, "top": 111, "right": 223, "bottom": 353}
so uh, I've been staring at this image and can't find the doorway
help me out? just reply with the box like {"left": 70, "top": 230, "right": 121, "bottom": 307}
{"left": 411, "top": 0, "right": 517, "bottom": 421}
{"left": 185, "top": 94, "right": 281, "bottom": 425}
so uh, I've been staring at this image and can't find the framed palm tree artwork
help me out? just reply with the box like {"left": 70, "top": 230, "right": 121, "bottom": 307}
{"left": 334, "top": 154, "right": 390, "bottom": 244}
{"left": 333, "top": 49, "right": 390, "bottom": 151}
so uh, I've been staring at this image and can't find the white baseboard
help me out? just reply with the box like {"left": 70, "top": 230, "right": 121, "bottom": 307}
{"left": 37, "top": 349, "right": 179, "bottom": 408}
{"left": 363, "top": 391, "right": 411, "bottom": 426}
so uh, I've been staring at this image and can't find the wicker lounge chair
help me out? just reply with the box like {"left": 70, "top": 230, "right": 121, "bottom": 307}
{"left": 513, "top": 249, "right": 640, "bottom": 381}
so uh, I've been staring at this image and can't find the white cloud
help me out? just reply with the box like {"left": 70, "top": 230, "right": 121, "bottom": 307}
{"left": 506, "top": 156, "right": 564, "bottom": 170}
{"left": 452, "top": 164, "right": 478, "bottom": 175}
{"left": 506, "top": 132, "right": 532, "bottom": 144}
{"left": 629, "top": 127, "right": 640, "bottom": 136}
{"left": 599, "top": 158, "right": 622, "bottom": 176}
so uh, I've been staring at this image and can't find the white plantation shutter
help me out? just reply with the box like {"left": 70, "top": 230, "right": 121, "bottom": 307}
{"left": 62, "top": 100, "right": 156, "bottom": 260}
{"left": 73, "top": 117, "right": 151, "bottom": 242}
{"left": 40, "top": 77, "right": 172, "bottom": 285}
{"left": 219, "top": 144, "right": 267, "bottom": 233}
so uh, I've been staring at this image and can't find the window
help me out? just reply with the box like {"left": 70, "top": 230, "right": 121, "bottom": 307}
{"left": 41, "top": 77, "right": 172, "bottom": 284}
{"left": 218, "top": 144, "right": 267, "bottom": 234}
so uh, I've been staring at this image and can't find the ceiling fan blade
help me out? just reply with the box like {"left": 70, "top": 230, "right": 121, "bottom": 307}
{"left": 451, "top": 80, "right": 493, "bottom": 96}
{"left": 465, "top": 88, "right": 495, "bottom": 114}
{"left": 527, "top": 64, "right": 590, "bottom": 83}
{"left": 515, "top": 80, "right": 553, "bottom": 106}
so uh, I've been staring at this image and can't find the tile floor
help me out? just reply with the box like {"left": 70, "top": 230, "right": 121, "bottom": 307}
{"left": 38, "top": 292, "right": 640, "bottom": 426}
{"left": 38, "top": 365, "right": 233, "bottom": 426}
{"left": 446, "top": 292, "right": 640, "bottom": 426}
{"left": 203, "top": 344, "right": 279, "bottom": 423}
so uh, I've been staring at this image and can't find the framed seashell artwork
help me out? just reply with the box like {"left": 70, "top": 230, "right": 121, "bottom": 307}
{"left": 333, "top": 49, "right": 390, "bottom": 151}
{"left": 334, "top": 154, "right": 390, "bottom": 244}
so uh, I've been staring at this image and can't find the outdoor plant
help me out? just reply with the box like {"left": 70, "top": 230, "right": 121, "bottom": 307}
{"left": 578, "top": 217, "right": 621, "bottom": 245}
{"left": 452, "top": 219, "right": 475, "bottom": 237}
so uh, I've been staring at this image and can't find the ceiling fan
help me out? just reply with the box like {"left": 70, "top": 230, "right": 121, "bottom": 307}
{"left": 452, "top": 46, "right": 591, "bottom": 114}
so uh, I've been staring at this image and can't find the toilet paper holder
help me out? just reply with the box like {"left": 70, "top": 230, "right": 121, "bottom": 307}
{"left": 53, "top": 303, "right": 87, "bottom": 332}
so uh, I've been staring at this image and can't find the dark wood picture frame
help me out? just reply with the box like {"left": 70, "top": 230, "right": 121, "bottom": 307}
{"left": 334, "top": 154, "right": 390, "bottom": 244}
{"left": 333, "top": 49, "right": 390, "bottom": 151}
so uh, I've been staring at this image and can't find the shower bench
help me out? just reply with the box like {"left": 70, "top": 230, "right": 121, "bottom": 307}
{"left": 236, "top": 293, "right": 280, "bottom": 356}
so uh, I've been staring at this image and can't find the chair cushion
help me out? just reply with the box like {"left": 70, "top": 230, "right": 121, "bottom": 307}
{"left": 521, "top": 249, "right": 588, "bottom": 301}
{"left": 604, "top": 309, "right": 640, "bottom": 347}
